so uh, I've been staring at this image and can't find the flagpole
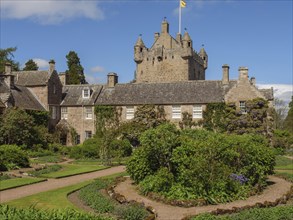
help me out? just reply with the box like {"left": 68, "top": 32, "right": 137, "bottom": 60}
{"left": 179, "top": 0, "right": 181, "bottom": 34}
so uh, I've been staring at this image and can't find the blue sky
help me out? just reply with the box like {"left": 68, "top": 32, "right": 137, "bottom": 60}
{"left": 1, "top": 0, "right": 292, "bottom": 102}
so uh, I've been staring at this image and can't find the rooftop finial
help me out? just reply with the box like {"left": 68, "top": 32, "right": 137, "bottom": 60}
{"left": 202, "top": 44, "right": 204, "bottom": 47}
{"left": 164, "top": 16, "right": 167, "bottom": 21}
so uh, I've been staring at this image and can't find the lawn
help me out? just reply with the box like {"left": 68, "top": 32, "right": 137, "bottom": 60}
{"left": 275, "top": 155, "right": 293, "bottom": 182}
{"left": 5, "top": 180, "right": 93, "bottom": 210}
{"left": 5, "top": 171, "right": 127, "bottom": 211}
{"left": 39, "top": 164, "right": 108, "bottom": 178}
{"left": 0, "top": 177, "right": 47, "bottom": 191}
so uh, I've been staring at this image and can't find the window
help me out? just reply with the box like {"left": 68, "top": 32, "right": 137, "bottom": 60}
{"left": 61, "top": 107, "right": 68, "bottom": 119}
{"left": 75, "top": 135, "right": 80, "bottom": 145}
{"left": 172, "top": 105, "right": 181, "bottom": 119}
{"left": 85, "top": 106, "right": 93, "bottom": 119}
{"left": 83, "top": 89, "right": 90, "bottom": 99}
{"left": 51, "top": 106, "right": 56, "bottom": 119}
{"left": 240, "top": 101, "right": 247, "bottom": 114}
{"left": 53, "top": 84, "right": 56, "bottom": 94}
{"left": 85, "top": 131, "right": 92, "bottom": 140}
{"left": 193, "top": 105, "right": 203, "bottom": 119}
{"left": 126, "top": 106, "right": 134, "bottom": 120}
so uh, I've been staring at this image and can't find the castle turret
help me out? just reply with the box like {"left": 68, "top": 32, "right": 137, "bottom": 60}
{"left": 182, "top": 31, "right": 192, "bottom": 48}
{"left": 199, "top": 47, "right": 208, "bottom": 70}
{"left": 134, "top": 35, "right": 145, "bottom": 63}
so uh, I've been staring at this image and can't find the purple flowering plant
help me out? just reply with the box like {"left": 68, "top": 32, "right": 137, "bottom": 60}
{"left": 230, "top": 173, "right": 249, "bottom": 185}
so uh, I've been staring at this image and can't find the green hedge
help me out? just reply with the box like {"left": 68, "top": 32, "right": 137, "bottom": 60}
{"left": 0, "top": 145, "right": 29, "bottom": 171}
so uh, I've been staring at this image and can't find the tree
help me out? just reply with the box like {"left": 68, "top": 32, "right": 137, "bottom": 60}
{"left": 65, "top": 51, "right": 87, "bottom": 84}
{"left": 284, "top": 96, "right": 293, "bottom": 133}
{"left": 23, "top": 59, "right": 39, "bottom": 71}
{"left": 0, "top": 47, "right": 20, "bottom": 72}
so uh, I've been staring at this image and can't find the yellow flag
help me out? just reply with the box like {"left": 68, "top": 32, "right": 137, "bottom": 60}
{"left": 180, "top": 0, "right": 186, "bottom": 8}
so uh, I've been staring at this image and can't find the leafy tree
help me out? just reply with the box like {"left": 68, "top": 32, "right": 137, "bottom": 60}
{"left": 284, "top": 96, "right": 293, "bottom": 133}
{"left": 65, "top": 51, "right": 87, "bottom": 84}
{"left": 23, "top": 59, "right": 39, "bottom": 71}
{"left": 0, "top": 108, "right": 52, "bottom": 149}
{"left": 0, "top": 47, "right": 20, "bottom": 72}
{"left": 119, "top": 105, "right": 167, "bottom": 147}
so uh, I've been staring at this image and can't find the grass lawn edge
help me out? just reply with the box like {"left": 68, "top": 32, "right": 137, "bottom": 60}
{"left": 0, "top": 178, "right": 47, "bottom": 191}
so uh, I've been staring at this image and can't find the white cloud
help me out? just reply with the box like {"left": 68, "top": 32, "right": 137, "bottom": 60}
{"left": 1, "top": 0, "right": 104, "bottom": 25}
{"left": 257, "top": 84, "right": 293, "bottom": 104}
{"left": 33, "top": 58, "right": 49, "bottom": 69}
{"left": 85, "top": 74, "right": 107, "bottom": 85}
{"left": 90, "top": 65, "right": 105, "bottom": 73}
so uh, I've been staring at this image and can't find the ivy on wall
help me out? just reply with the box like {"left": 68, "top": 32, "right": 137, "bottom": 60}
{"left": 203, "top": 98, "right": 273, "bottom": 137}
{"left": 94, "top": 105, "right": 121, "bottom": 137}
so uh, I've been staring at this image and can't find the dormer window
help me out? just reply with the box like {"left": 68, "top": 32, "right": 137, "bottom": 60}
{"left": 83, "top": 89, "right": 90, "bottom": 99}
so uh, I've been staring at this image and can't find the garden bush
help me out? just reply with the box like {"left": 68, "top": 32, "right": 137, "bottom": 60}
{"left": 127, "top": 124, "right": 275, "bottom": 204}
{"left": 69, "top": 138, "right": 102, "bottom": 159}
{"left": 0, "top": 145, "right": 29, "bottom": 171}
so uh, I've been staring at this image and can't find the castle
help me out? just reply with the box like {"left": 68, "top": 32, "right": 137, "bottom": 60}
{"left": 0, "top": 20, "right": 273, "bottom": 145}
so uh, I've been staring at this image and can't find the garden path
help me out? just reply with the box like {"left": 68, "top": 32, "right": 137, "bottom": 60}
{"left": 114, "top": 176, "right": 292, "bottom": 220}
{"left": 0, "top": 165, "right": 125, "bottom": 203}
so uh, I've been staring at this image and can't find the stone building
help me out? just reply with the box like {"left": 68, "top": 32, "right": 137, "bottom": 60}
{"left": 0, "top": 20, "right": 273, "bottom": 145}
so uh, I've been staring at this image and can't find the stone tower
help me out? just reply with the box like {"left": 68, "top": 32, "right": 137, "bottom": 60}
{"left": 134, "top": 19, "right": 208, "bottom": 83}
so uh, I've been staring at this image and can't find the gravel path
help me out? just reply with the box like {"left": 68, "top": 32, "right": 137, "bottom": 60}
{"left": 0, "top": 165, "right": 125, "bottom": 203}
{"left": 114, "top": 176, "right": 292, "bottom": 220}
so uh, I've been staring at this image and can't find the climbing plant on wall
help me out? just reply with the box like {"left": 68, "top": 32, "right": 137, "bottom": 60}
{"left": 203, "top": 98, "right": 273, "bottom": 137}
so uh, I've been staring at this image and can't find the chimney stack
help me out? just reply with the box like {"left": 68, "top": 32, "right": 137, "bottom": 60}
{"left": 154, "top": 32, "right": 160, "bottom": 41}
{"left": 107, "top": 72, "right": 118, "bottom": 88}
{"left": 49, "top": 60, "right": 55, "bottom": 73}
{"left": 222, "top": 64, "right": 229, "bottom": 85}
{"left": 238, "top": 67, "right": 249, "bottom": 81}
{"left": 250, "top": 77, "right": 256, "bottom": 86}
{"left": 4, "top": 62, "right": 14, "bottom": 88}
{"left": 161, "top": 19, "right": 169, "bottom": 34}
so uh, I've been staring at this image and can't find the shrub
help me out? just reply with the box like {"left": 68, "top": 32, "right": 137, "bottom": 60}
{"left": 69, "top": 138, "right": 101, "bottom": 159}
{"left": 0, "top": 145, "right": 29, "bottom": 171}
{"left": 127, "top": 126, "right": 275, "bottom": 203}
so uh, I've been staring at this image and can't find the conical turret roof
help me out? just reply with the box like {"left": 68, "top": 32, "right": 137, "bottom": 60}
{"left": 135, "top": 35, "right": 145, "bottom": 47}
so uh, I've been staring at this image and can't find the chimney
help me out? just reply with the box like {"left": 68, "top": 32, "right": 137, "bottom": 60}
{"left": 49, "top": 60, "right": 55, "bottom": 73}
{"left": 238, "top": 67, "right": 249, "bottom": 81}
{"left": 5, "top": 62, "right": 12, "bottom": 74}
{"left": 4, "top": 63, "right": 14, "bottom": 88}
{"left": 154, "top": 32, "right": 160, "bottom": 41}
{"left": 250, "top": 77, "right": 256, "bottom": 86}
{"left": 161, "top": 19, "right": 169, "bottom": 34}
{"left": 222, "top": 64, "right": 229, "bottom": 85}
{"left": 107, "top": 72, "right": 118, "bottom": 88}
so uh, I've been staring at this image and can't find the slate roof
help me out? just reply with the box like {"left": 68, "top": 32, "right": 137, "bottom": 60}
{"left": 259, "top": 88, "right": 274, "bottom": 100}
{"left": 13, "top": 71, "right": 50, "bottom": 86}
{"left": 0, "top": 75, "right": 45, "bottom": 111}
{"left": 61, "top": 85, "right": 103, "bottom": 106}
{"left": 11, "top": 86, "right": 46, "bottom": 111}
{"left": 96, "top": 81, "right": 237, "bottom": 105}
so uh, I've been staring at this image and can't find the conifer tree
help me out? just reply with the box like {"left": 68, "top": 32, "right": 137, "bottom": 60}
{"left": 23, "top": 59, "right": 39, "bottom": 71}
{"left": 65, "top": 51, "right": 87, "bottom": 84}
{"left": 0, "top": 47, "right": 20, "bottom": 72}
